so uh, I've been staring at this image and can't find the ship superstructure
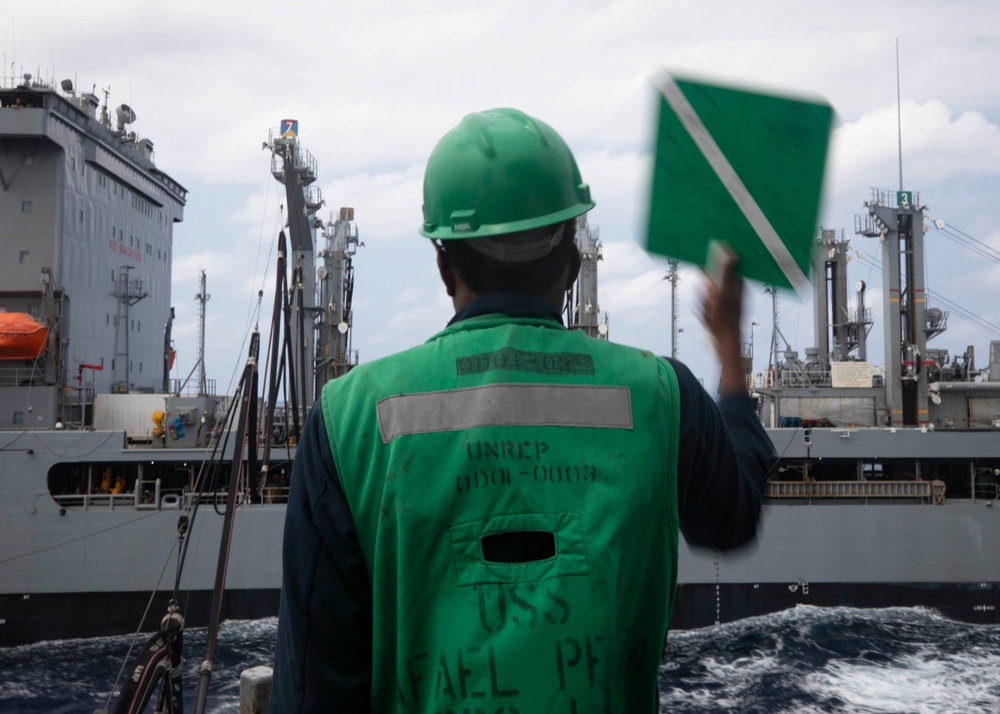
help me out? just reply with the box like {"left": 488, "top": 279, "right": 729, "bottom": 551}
{"left": 266, "top": 120, "right": 361, "bottom": 411}
{"left": 673, "top": 188, "right": 1000, "bottom": 628}
{"left": 0, "top": 73, "right": 187, "bottom": 429}
{"left": 564, "top": 215, "right": 610, "bottom": 338}
{"left": 757, "top": 190, "right": 1000, "bottom": 431}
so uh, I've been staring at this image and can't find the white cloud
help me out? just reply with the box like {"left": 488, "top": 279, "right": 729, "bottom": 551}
{"left": 11, "top": 0, "right": 1000, "bottom": 386}
{"left": 338, "top": 7, "right": 505, "bottom": 58}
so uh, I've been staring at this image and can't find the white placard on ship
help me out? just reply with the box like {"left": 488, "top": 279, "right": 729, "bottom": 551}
{"left": 831, "top": 361, "right": 873, "bottom": 389}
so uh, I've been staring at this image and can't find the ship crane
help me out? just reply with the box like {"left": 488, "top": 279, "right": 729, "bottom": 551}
{"left": 856, "top": 189, "right": 929, "bottom": 426}
{"left": 564, "top": 215, "right": 609, "bottom": 338}
{"left": 265, "top": 122, "right": 363, "bottom": 417}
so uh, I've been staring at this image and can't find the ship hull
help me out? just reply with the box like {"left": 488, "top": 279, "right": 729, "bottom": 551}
{"left": 672, "top": 581, "right": 999, "bottom": 629}
{"left": 0, "top": 430, "right": 287, "bottom": 647}
{"left": 2, "top": 580, "right": 997, "bottom": 648}
{"left": 672, "top": 498, "right": 1000, "bottom": 629}
{"left": 2, "top": 429, "right": 999, "bottom": 646}
{"left": 0, "top": 589, "right": 281, "bottom": 647}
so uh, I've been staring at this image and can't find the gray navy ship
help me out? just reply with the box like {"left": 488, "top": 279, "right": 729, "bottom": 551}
{"left": 0, "top": 73, "right": 360, "bottom": 647}
{"left": 1, "top": 72, "right": 998, "bottom": 649}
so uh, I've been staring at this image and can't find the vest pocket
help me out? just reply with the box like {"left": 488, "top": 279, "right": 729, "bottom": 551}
{"left": 481, "top": 530, "right": 556, "bottom": 563}
{"left": 449, "top": 512, "right": 590, "bottom": 586}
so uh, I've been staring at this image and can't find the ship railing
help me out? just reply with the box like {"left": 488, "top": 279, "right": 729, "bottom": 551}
{"left": 168, "top": 377, "right": 218, "bottom": 397}
{"left": 269, "top": 140, "right": 317, "bottom": 181}
{"left": 755, "top": 371, "right": 775, "bottom": 389}
{"left": 51, "top": 480, "right": 288, "bottom": 511}
{"left": 867, "top": 186, "right": 921, "bottom": 211}
{"left": 0, "top": 366, "right": 48, "bottom": 387}
{"left": 259, "top": 484, "right": 290, "bottom": 504}
{"left": 978, "top": 484, "right": 1000, "bottom": 500}
{"left": 776, "top": 366, "right": 833, "bottom": 388}
{"left": 849, "top": 307, "right": 874, "bottom": 325}
{"left": 305, "top": 185, "right": 323, "bottom": 214}
{"left": 53, "top": 491, "right": 149, "bottom": 511}
{"left": 51, "top": 478, "right": 166, "bottom": 511}
{"left": 768, "top": 479, "right": 946, "bottom": 503}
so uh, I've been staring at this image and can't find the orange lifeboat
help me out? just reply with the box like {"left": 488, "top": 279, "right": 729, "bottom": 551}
{"left": 0, "top": 313, "right": 49, "bottom": 360}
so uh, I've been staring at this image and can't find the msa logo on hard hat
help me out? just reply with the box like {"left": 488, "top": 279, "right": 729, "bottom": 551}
{"left": 450, "top": 209, "right": 478, "bottom": 234}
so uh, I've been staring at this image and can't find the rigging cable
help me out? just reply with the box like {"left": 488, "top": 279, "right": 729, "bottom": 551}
{"left": 853, "top": 253, "right": 1000, "bottom": 339}
{"left": 99, "top": 537, "right": 178, "bottom": 713}
{"left": 225, "top": 172, "right": 285, "bottom": 399}
{"left": 193, "top": 332, "right": 261, "bottom": 714}
{"left": 104, "top": 374, "right": 243, "bottom": 713}
{"left": 927, "top": 216, "right": 1000, "bottom": 265}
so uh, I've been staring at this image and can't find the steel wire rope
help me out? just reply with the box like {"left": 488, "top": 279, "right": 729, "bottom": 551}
{"left": 928, "top": 217, "right": 1000, "bottom": 265}
{"left": 18, "top": 290, "right": 62, "bottom": 426}
{"left": 193, "top": 353, "right": 259, "bottom": 714}
{"left": 116, "top": 372, "right": 249, "bottom": 712}
{"left": 223, "top": 178, "right": 285, "bottom": 400}
{"left": 171, "top": 381, "right": 245, "bottom": 598}
{"left": 0, "top": 508, "right": 162, "bottom": 564}
{"left": 92, "top": 394, "right": 241, "bottom": 711}
{"left": 767, "top": 426, "right": 803, "bottom": 473}
{"left": 0, "top": 427, "right": 117, "bottom": 457}
{"left": 925, "top": 289, "right": 1000, "bottom": 338}
{"left": 862, "top": 249, "right": 1000, "bottom": 336}
{"left": 100, "top": 536, "right": 178, "bottom": 713}
{"left": 937, "top": 226, "right": 1000, "bottom": 265}
{"left": 252, "top": 169, "right": 295, "bottom": 418}
{"left": 854, "top": 253, "right": 1000, "bottom": 339}
{"left": 924, "top": 218, "right": 1000, "bottom": 336}
{"left": 859, "top": 239, "right": 879, "bottom": 292}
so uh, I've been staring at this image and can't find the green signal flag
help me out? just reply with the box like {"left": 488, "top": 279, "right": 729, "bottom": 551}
{"left": 645, "top": 72, "right": 834, "bottom": 291}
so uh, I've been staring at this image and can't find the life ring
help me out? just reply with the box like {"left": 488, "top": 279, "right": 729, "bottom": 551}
{"left": 160, "top": 494, "right": 181, "bottom": 509}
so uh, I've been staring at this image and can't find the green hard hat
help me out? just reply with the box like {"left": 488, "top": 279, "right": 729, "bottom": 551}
{"left": 420, "top": 108, "right": 595, "bottom": 243}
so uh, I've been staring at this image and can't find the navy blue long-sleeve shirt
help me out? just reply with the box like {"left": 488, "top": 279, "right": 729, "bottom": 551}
{"left": 271, "top": 295, "right": 775, "bottom": 712}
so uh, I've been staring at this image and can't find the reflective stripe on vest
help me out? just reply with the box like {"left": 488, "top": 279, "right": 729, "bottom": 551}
{"left": 377, "top": 384, "right": 633, "bottom": 442}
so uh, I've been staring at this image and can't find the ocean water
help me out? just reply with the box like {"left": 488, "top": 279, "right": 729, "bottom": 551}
{"left": 1, "top": 606, "right": 999, "bottom": 713}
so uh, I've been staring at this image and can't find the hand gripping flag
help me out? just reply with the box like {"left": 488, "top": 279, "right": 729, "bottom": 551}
{"left": 646, "top": 72, "right": 834, "bottom": 291}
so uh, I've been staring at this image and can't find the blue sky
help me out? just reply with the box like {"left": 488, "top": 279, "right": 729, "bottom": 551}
{"left": 6, "top": 0, "right": 1000, "bottom": 393}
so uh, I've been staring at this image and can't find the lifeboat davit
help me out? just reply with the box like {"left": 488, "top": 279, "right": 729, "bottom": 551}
{"left": 0, "top": 313, "right": 48, "bottom": 360}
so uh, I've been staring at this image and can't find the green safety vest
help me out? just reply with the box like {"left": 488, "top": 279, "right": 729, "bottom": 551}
{"left": 323, "top": 313, "right": 681, "bottom": 713}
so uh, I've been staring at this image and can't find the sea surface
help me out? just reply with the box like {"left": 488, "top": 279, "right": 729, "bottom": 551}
{"left": 1, "top": 606, "right": 999, "bottom": 713}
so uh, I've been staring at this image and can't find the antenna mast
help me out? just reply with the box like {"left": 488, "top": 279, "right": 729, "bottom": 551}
{"left": 896, "top": 38, "right": 904, "bottom": 191}
{"left": 666, "top": 259, "right": 680, "bottom": 359}
{"left": 195, "top": 270, "right": 210, "bottom": 397}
